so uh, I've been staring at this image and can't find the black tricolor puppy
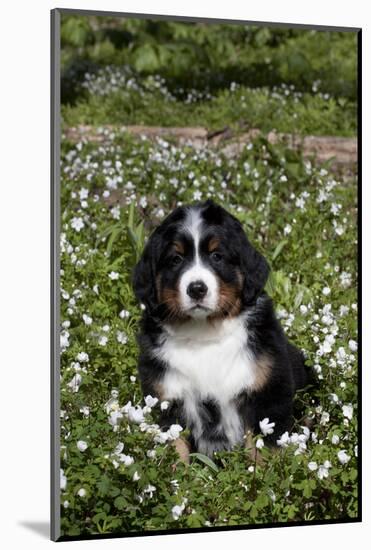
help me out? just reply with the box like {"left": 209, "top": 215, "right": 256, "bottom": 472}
{"left": 133, "top": 200, "right": 312, "bottom": 457}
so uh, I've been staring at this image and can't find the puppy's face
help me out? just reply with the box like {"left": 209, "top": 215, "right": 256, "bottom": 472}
{"left": 133, "top": 200, "right": 269, "bottom": 321}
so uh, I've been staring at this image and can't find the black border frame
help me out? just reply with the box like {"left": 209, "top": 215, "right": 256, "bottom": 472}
{"left": 51, "top": 8, "right": 362, "bottom": 542}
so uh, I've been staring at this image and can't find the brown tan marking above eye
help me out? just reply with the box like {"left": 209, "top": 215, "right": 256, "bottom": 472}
{"left": 208, "top": 237, "right": 220, "bottom": 253}
{"left": 173, "top": 241, "right": 185, "bottom": 255}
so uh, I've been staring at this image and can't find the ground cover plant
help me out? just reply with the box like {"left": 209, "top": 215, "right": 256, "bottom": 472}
{"left": 61, "top": 16, "right": 357, "bottom": 136}
{"left": 58, "top": 14, "right": 358, "bottom": 539}
{"left": 59, "top": 129, "right": 358, "bottom": 536}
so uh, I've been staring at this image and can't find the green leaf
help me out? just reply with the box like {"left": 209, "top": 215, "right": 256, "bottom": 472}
{"left": 294, "top": 289, "right": 304, "bottom": 309}
{"left": 114, "top": 496, "right": 127, "bottom": 511}
{"left": 272, "top": 239, "right": 287, "bottom": 262}
{"left": 189, "top": 453, "right": 219, "bottom": 472}
{"left": 265, "top": 271, "right": 276, "bottom": 294}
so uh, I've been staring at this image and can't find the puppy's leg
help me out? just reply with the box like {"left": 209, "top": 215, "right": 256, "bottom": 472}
{"left": 157, "top": 400, "right": 190, "bottom": 465}
{"left": 172, "top": 438, "right": 191, "bottom": 464}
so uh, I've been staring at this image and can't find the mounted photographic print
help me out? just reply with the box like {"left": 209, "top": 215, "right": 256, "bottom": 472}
{"left": 51, "top": 8, "right": 361, "bottom": 541}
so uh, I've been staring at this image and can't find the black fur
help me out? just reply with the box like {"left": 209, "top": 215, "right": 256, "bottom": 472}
{"left": 133, "top": 200, "right": 314, "bottom": 456}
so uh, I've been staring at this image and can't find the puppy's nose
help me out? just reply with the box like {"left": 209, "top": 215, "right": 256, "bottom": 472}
{"left": 187, "top": 280, "right": 208, "bottom": 301}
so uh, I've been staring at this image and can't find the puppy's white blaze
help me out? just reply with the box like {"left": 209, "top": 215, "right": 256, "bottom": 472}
{"left": 155, "top": 314, "right": 257, "bottom": 449}
{"left": 180, "top": 207, "right": 219, "bottom": 315}
{"left": 182, "top": 207, "right": 203, "bottom": 254}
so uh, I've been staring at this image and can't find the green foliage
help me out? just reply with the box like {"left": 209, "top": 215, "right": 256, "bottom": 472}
{"left": 59, "top": 130, "right": 358, "bottom": 536}
{"left": 60, "top": 15, "right": 357, "bottom": 136}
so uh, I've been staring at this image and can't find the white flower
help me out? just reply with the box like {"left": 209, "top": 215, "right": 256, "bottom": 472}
{"left": 77, "top": 440, "right": 88, "bottom": 452}
{"left": 98, "top": 335, "right": 108, "bottom": 346}
{"left": 337, "top": 450, "right": 351, "bottom": 465}
{"left": 147, "top": 450, "right": 156, "bottom": 458}
{"left": 109, "top": 271, "right": 119, "bottom": 280}
{"left": 133, "top": 471, "right": 141, "bottom": 481}
{"left": 331, "top": 434, "right": 340, "bottom": 445}
{"left": 128, "top": 406, "right": 145, "bottom": 424}
{"left": 339, "top": 305, "right": 349, "bottom": 317}
{"left": 130, "top": 375, "right": 136, "bottom": 383}
{"left": 301, "top": 426, "right": 310, "bottom": 441}
{"left": 77, "top": 352, "right": 89, "bottom": 362}
{"left": 79, "top": 187, "right": 89, "bottom": 200}
{"left": 80, "top": 406, "right": 90, "bottom": 417}
{"left": 145, "top": 395, "right": 159, "bottom": 408}
{"left": 256, "top": 438, "right": 264, "bottom": 449}
{"left": 143, "top": 484, "right": 156, "bottom": 498}
{"left": 348, "top": 340, "right": 358, "bottom": 352}
{"left": 342, "top": 404, "right": 353, "bottom": 420}
{"left": 340, "top": 271, "right": 352, "bottom": 288}
{"left": 308, "top": 461, "right": 318, "bottom": 471}
{"left": 300, "top": 305, "right": 308, "bottom": 315}
{"left": 111, "top": 205, "right": 121, "bottom": 220}
{"left": 63, "top": 500, "right": 69, "bottom": 509}
{"left": 60, "top": 469, "right": 67, "bottom": 491}
{"left": 283, "top": 224, "right": 292, "bottom": 235}
{"left": 121, "top": 400, "right": 132, "bottom": 414}
{"left": 82, "top": 314, "right": 92, "bottom": 325}
{"left": 77, "top": 488, "right": 86, "bottom": 497}
{"left": 139, "top": 197, "right": 148, "bottom": 209}
{"left": 154, "top": 431, "right": 170, "bottom": 444}
{"left": 317, "top": 463, "right": 330, "bottom": 480}
{"left": 108, "top": 410, "right": 123, "bottom": 428}
{"left": 67, "top": 373, "right": 82, "bottom": 393}
{"left": 322, "top": 287, "right": 331, "bottom": 296}
{"left": 171, "top": 498, "right": 188, "bottom": 520}
{"left": 320, "top": 412, "right": 330, "bottom": 425}
{"left": 160, "top": 401, "right": 170, "bottom": 411}
{"left": 276, "top": 432, "right": 290, "bottom": 447}
{"left": 295, "top": 197, "right": 305, "bottom": 209}
{"left": 113, "top": 442, "right": 124, "bottom": 455}
{"left": 60, "top": 330, "right": 70, "bottom": 351}
{"left": 193, "top": 190, "right": 202, "bottom": 201}
{"left": 121, "top": 454, "right": 134, "bottom": 466}
{"left": 248, "top": 465, "right": 254, "bottom": 473}
{"left": 119, "top": 309, "right": 130, "bottom": 319}
{"left": 71, "top": 217, "right": 85, "bottom": 232}
{"left": 93, "top": 284, "right": 99, "bottom": 295}
{"left": 116, "top": 331, "right": 128, "bottom": 344}
{"left": 105, "top": 394, "right": 120, "bottom": 414}
{"left": 259, "top": 417, "right": 275, "bottom": 436}
{"left": 168, "top": 424, "right": 183, "bottom": 440}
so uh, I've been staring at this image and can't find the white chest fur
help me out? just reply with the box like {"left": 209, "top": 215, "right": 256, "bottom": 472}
{"left": 156, "top": 314, "right": 256, "bottom": 401}
{"left": 154, "top": 314, "right": 257, "bottom": 452}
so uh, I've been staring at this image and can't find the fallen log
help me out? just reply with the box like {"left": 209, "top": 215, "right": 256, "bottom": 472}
{"left": 64, "top": 125, "right": 357, "bottom": 169}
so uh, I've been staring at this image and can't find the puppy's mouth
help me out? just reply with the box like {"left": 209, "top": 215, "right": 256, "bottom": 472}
{"left": 185, "top": 304, "right": 215, "bottom": 319}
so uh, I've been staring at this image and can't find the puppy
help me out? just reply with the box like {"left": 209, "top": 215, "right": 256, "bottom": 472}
{"left": 133, "top": 200, "right": 312, "bottom": 457}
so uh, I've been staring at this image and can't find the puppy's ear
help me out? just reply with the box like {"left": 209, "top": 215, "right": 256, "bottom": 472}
{"left": 132, "top": 235, "right": 159, "bottom": 312}
{"left": 234, "top": 220, "right": 270, "bottom": 305}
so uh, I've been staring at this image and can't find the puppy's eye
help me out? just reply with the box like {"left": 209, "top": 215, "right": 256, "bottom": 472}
{"left": 210, "top": 251, "right": 223, "bottom": 263}
{"left": 171, "top": 254, "right": 184, "bottom": 266}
